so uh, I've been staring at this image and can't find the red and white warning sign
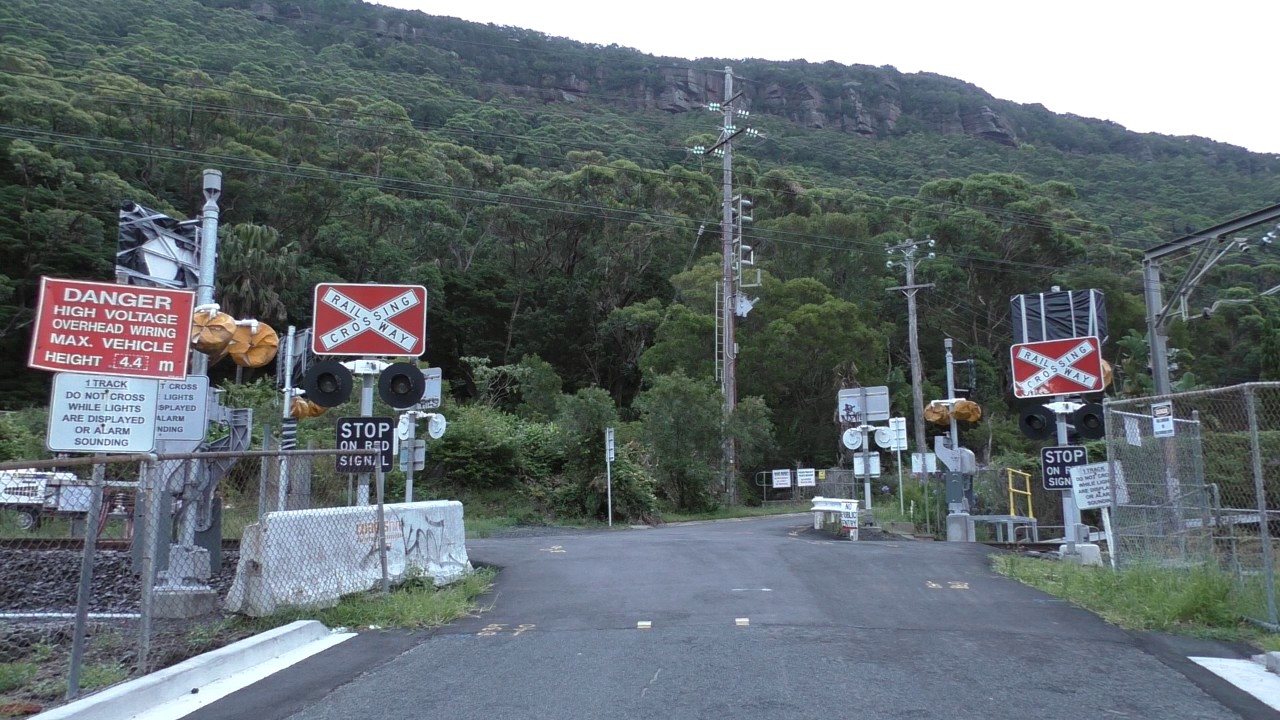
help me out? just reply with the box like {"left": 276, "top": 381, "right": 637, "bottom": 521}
{"left": 1010, "top": 336, "right": 1104, "bottom": 398}
{"left": 28, "top": 277, "right": 195, "bottom": 379}
{"left": 311, "top": 283, "right": 427, "bottom": 357}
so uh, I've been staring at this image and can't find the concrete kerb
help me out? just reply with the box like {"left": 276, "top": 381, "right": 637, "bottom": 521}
{"left": 33, "top": 620, "right": 332, "bottom": 720}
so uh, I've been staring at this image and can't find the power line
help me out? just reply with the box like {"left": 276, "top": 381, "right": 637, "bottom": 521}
{"left": 2, "top": 119, "right": 1202, "bottom": 281}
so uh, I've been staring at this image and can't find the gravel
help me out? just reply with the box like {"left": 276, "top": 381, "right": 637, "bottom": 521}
{"left": 0, "top": 548, "right": 240, "bottom": 614}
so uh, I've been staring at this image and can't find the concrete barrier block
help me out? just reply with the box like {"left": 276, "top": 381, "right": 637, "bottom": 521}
{"left": 225, "top": 501, "right": 471, "bottom": 616}
{"left": 1060, "top": 543, "right": 1104, "bottom": 567}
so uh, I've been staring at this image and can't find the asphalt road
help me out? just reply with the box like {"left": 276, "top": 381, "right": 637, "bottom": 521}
{"left": 190, "top": 515, "right": 1276, "bottom": 719}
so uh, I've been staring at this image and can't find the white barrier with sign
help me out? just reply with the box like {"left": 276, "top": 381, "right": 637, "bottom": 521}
{"left": 225, "top": 500, "right": 472, "bottom": 616}
{"left": 810, "top": 497, "right": 859, "bottom": 540}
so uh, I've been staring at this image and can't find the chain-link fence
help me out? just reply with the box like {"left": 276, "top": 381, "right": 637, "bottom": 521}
{"left": 0, "top": 446, "right": 439, "bottom": 709}
{"left": 1104, "top": 382, "right": 1280, "bottom": 627}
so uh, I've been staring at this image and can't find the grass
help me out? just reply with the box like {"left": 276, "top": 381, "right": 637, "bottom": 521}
{"left": 244, "top": 567, "right": 497, "bottom": 632}
{"left": 0, "top": 666, "right": 36, "bottom": 695}
{"left": 465, "top": 514, "right": 536, "bottom": 539}
{"left": 994, "top": 553, "right": 1280, "bottom": 649}
{"left": 659, "top": 503, "right": 810, "bottom": 524}
{"left": 78, "top": 664, "right": 128, "bottom": 691}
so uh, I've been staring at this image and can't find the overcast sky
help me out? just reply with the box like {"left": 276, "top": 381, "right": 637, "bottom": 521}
{"left": 374, "top": 1, "right": 1279, "bottom": 155}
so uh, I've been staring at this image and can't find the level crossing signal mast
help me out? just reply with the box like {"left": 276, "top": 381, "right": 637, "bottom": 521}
{"left": 299, "top": 283, "right": 432, "bottom": 411}
{"left": 1009, "top": 288, "right": 1111, "bottom": 547}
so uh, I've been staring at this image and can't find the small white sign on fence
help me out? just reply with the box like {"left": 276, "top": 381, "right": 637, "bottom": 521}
{"left": 796, "top": 468, "right": 816, "bottom": 487}
{"left": 1151, "top": 401, "right": 1175, "bottom": 438}
{"left": 771, "top": 468, "right": 792, "bottom": 488}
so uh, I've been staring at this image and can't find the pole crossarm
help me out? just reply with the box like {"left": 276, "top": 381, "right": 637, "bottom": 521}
{"left": 885, "top": 283, "right": 935, "bottom": 293}
{"left": 1143, "top": 202, "right": 1280, "bottom": 395}
{"left": 1144, "top": 203, "right": 1280, "bottom": 262}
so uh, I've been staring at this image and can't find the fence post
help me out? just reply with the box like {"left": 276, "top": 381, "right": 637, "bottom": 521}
{"left": 138, "top": 459, "right": 162, "bottom": 673}
{"left": 65, "top": 459, "right": 105, "bottom": 699}
{"left": 376, "top": 466, "right": 389, "bottom": 596}
{"left": 258, "top": 425, "right": 273, "bottom": 519}
{"left": 1246, "top": 385, "right": 1279, "bottom": 627}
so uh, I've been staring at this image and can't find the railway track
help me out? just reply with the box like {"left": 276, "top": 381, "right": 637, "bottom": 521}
{"left": 0, "top": 537, "right": 240, "bottom": 551}
{"left": 980, "top": 540, "right": 1108, "bottom": 554}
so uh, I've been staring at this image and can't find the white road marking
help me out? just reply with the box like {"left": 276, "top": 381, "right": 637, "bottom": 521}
{"left": 735, "top": 618, "right": 750, "bottom": 627}
{"left": 1190, "top": 656, "right": 1280, "bottom": 711}
{"left": 637, "top": 621, "right": 652, "bottom": 629}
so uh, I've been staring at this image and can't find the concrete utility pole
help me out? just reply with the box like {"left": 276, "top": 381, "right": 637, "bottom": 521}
{"left": 692, "top": 66, "right": 762, "bottom": 505}
{"left": 886, "top": 238, "right": 935, "bottom": 478}
{"left": 720, "top": 67, "right": 737, "bottom": 504}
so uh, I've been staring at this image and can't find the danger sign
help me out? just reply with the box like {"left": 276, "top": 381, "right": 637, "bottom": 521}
{"left": 311, "top": 284, "right": 427, "bottom": 357}
{"left": 28, "top": 277, "right": 195, "bottom": 380}
{"left": 1010, "top": 336, "right": 1103, "bottom": 398}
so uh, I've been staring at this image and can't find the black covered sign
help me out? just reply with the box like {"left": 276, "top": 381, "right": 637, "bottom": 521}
{"left": 1010, "top": 289, "right": 1107, "bottom": 344}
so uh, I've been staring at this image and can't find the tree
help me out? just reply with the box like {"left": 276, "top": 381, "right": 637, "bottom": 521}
{"left": 216, "top": 223, "right": 299, "bottom": 323}
{"left": 634, "top": 372, "right": 723, "bottom": 512}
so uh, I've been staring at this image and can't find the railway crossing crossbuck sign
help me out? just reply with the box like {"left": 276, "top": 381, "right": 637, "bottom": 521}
{"left": 1009, "top": 336, "right": 1103, "bottom": 399}
{"left": 311, "top": 283, "right": 427, "bottom": 357}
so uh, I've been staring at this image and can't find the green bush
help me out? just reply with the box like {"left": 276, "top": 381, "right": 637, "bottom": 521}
{"left": 426, "top": 405, "right": 523, "bottom": 488}
{"left": 427, "top": 404, "right": 564, "bottom": 490}
{"left": 549, "top": 450, "right": 657, "bottom": 523}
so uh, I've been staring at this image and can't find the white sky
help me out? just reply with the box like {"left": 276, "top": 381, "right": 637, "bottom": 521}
{"left": 375, "top": 0, "right": 1279, "bottom": 155}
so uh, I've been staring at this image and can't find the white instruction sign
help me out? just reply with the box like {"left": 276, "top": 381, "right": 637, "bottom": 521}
{"left": 771, "top": 468, "right": 792, "bottom": 488}
{"left": 796, "top": 468, "right": 816, "bottom": 487}
{"left": 1070, "top": 462, "right": 1129, "bottom": 510}
{"left": 419, "top": 367, "right": 443, "bottom": 409}
{"left": 155, "top": 375, "right": 208, "bottom": 442}
{"left": 911, "top": 453, "right": 938, "bottom": 474}
{"left": 853, "top": 452, "right": 881, "bottom": 478}
{"left": 47, "top": 372, "right": 158, "bottom": 453}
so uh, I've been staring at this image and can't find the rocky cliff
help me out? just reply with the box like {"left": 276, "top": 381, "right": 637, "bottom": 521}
{"left": 249, "top": 2, "right": 1019, "bottom": 146}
